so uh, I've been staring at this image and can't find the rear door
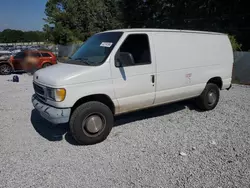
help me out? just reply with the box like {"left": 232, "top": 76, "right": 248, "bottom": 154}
{"left": 30, "top": 52, "right": 42, "bottom": 67}
{"left": 110, "top": 33, "right": 156, "bottom": 113}
{"left": 12, "top": 52, "right": 26, "bottom": 70}
{"left": 40, "top": 52, "right": 53, "bottom": 64}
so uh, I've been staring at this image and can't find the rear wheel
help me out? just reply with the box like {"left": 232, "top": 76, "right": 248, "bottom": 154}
{"left": 196, "top": 83, "right": 220, "bottom": 111}
{"left": 69, "top": 101, "right": 114, "bottom": 145}
{"left": 42, "top": 63, "right": 52, "bottom": 68}
{"left": 0, "top": 64, "right": 12, "bottom": 75}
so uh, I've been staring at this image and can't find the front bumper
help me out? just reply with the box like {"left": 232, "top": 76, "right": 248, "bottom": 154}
{"left": 32, "top": 95, "right": 71, "bottom": 124}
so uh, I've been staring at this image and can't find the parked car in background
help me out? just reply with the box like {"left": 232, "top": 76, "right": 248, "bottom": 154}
{"left": 0, "top": 50, "right": 57, "bottom": 75}
{"left": 0, "top": 50, "right": 11, "bottom": 57}
{"left": 0, "top": 54, "right": 11, "bottom": 61}
{"left": 0, "top": 50, "right": 12, "bottom": 74}
{"left": 11, "top": 49, "right": 21, "bottom": 55}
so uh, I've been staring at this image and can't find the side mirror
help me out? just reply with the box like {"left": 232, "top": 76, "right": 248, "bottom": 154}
{"left": 115, "top": 52, "right": 135, "bottom": 67}
{"left": 115, "top": 58, "right": 122, "bottom": 67}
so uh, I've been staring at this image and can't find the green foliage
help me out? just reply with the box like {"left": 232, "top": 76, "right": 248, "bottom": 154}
{"left": 0, "top": 29, "right": 45, "bottom": 43}
{"left": 44, "top": 0, "right": 249, "bottom": 48}
{"left": 228, "top": 35, "right": 242, "bottom": 51}
{"left": 44, "top": 0, "right": 123, "bottom": 45}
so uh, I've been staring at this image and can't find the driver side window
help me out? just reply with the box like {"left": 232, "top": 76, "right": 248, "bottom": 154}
{"left": 14, "top": 52, "right": 26, "bottom": 59}
{"left": 118, "top": 34, "right": 151, "bottom": 66}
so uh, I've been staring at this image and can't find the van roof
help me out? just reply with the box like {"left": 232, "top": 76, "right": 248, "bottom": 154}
{"left": 101, "top": 28, "right": 226, "bottom": 36}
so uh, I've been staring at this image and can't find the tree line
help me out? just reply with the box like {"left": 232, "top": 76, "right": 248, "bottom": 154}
{"left": 0, "top": 29, "right": 45, "bottom": 43}
{"left": 44, "top": 0, "right": 249, "bottom": 50}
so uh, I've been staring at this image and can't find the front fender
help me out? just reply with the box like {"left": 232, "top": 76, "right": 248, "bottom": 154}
{"left": 44, "top": 79, "right": 117, "bottom": 109}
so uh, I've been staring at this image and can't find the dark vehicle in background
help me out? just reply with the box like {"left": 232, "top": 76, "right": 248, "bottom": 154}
{"left": 0, "top": 51, "right": 12, "bottom": 75}
{"left": 0, "top": 50, "right": 57, "bottom": 75}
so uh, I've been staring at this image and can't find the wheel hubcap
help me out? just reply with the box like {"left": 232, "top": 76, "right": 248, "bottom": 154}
{"left": 208, "top": 90, "right": 216, "bottom": 105}
{"left": 83, "top": 114, "right": 104, "bottom": 134}
{"left": 0, "top": 65, "right": 10, "bottom": 73}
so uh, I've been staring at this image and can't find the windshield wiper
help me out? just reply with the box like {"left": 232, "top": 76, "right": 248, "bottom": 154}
{"left": 72, "top": 58, "right": 92, "bottom": 65}
{"left": 74, "top": 57, "right": 87, "bottom": 61}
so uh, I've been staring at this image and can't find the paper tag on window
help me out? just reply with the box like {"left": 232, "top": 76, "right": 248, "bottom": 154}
{"left": 100, "top": 42, "right": 113, "bottom": 47}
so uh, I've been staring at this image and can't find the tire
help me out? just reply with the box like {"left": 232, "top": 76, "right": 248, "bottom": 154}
{"left": 69, "top": 101, "right": 114, "bottom": 145}
{"left": 196, "top": 83, "right": 220, "bottom": 111}
{"left": 42, "top": 63, "right": 52, "bottom": 68}
{"left": 0, "top": 64, "right": 12, "bottom": 75}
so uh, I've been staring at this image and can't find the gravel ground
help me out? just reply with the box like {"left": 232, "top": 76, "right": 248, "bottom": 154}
{"left": 0, "top": 74, "right": 250, "bottom": 188}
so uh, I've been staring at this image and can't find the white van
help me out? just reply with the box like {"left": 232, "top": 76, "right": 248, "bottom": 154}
{"left": 32, "top": 29, "right": 233, "bottom": 145}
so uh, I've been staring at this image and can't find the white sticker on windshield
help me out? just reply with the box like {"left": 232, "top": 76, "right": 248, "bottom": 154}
{"left": 100, "top": 42, "right": 113, "bottom": 47}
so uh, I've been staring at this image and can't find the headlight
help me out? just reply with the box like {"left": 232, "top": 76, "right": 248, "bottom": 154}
{"left": 47, "top": 88, "right": 66, "bottom": 102}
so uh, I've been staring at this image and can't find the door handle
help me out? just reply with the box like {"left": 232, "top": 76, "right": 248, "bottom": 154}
{"left": 151, "top": 75, "right": 155, "bottom": 84}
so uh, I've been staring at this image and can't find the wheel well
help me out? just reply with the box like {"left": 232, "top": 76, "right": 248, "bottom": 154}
{"left": 207, "top": 77, "right": 223, "bottom": 89}
{"left": 72, "top": 94, "right": 115, "bottom": 114}
{"left": 0, "top": 62, "right": 12, "bottom": 67}
{"left": 0, "top": 62, "right": 13, "bottom": 69}
{"left": 42, "top": 62, "right": 52, "bottom": 65}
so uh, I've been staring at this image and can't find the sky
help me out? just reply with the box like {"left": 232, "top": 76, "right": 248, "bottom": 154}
{"left": 0, "top": 0, "right": 47, "bottom": 31}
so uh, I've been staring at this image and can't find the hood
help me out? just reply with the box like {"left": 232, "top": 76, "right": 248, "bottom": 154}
{"left": 33, "top": 62, "right": 110, "bottom": 87}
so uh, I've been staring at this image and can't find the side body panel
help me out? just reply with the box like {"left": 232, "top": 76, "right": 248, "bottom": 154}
{"left": 152, "top": 32, "right": 233, "bottom": 105}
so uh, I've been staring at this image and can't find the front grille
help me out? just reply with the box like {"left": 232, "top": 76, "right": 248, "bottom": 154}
{"left": 33, "top": 83, "right": 44, "bottom": 95}
{"left": 33, "top": 82, "right": 46, "bottom": 101}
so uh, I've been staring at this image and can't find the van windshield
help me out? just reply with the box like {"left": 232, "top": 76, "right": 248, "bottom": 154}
{"left": 67, "top": 32, "right": 123, "bottom": 66}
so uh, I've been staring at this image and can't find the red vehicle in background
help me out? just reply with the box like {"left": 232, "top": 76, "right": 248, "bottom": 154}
{"left": 0, "top": 50, "right": 57, "bottom": 75}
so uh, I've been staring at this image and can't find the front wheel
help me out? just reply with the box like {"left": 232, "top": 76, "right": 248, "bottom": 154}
{"left": 196, "top": 83, "right": 220, "bottom": 111}
{"left": 69, "top": 101, "right": 114, "bottom": 145}
{"left": 0, "top": 64, "right": 12, "bottom": 75}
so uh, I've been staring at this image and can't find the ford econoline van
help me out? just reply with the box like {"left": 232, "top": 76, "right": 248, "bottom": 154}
{"left": 32, "top": 29, "right": 233, "bottom": 145}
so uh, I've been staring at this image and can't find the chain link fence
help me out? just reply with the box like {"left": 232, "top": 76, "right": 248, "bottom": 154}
{"left": 37, "top": 43, "right": 83, "bottom": 61}
{"left": 57, "top": 43, "right": 83, "bottom": 58}
{"left": 233, "top": 51, "right": 250, "bottom": 84}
